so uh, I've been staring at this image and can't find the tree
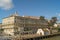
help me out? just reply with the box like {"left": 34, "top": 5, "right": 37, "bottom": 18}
{"left": 51, "top": 17, "right": 57, "bottom": 25}
{"left": 48, "top": 17, "right": 57, "bottom": 27}
{"left": 39, "top": 16, "right": 45, "bottom": 20}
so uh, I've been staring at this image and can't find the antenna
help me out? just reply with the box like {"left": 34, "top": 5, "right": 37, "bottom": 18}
{"left": 9, "top": 11, "right": 19, "bottom": 17}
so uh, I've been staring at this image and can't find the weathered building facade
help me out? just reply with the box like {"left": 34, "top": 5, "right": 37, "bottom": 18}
{"left": 2, "top": 13, "right": 48, "bottom": 35}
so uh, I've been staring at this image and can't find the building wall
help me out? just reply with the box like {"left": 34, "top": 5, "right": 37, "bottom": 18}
{"left": 2, "top": 16, "right": 15, "bottom": 24}
{"left": 4, "top": 28, "right": 14, "bottom": 35}
{"left": 2, "top": 15, "right": 48, "bottom": 35}
{"left": 2, "top": 16, "right": 15, "bottom": 35}
{"left": 14, "top": 16, "right": 48, "bottom": 34}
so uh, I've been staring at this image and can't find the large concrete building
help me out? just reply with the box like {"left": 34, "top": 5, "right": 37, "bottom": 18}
{"left": 2, "top": 12, "right": 48, "bottom": 36}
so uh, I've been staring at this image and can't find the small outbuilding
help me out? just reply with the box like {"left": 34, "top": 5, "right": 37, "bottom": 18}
{"left": 36, "top": 29, "right": 44, "bottom": 35}
{"left": 43, "top": 28, "right": 50, "bottom": 35}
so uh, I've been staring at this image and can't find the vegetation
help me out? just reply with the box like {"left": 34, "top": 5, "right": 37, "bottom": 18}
{"left": 58, "top": 28, "right": 60, "bottom": 32}
{"left": 48, "top": 17, "right": 57, "bottom": 27}
{"left": 39, "top": 16, "right": 58, "bottom": 28}
{"left": 39, "top": 16, "right": 45, "bottom": 20}
{"left": 0, "top": 29, "right": 4, "bottom": 31}
{"left": 51, "top": 17, "right": 57, "bottom": 25}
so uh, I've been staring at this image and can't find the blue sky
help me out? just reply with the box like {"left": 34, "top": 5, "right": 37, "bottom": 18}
{"left": 0, "top": 0, "right": 60, "bottom": 23}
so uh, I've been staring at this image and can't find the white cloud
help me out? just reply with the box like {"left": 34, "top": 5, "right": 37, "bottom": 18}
{"left": 0, "top": 0, "right": 13, "bottom": 10}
